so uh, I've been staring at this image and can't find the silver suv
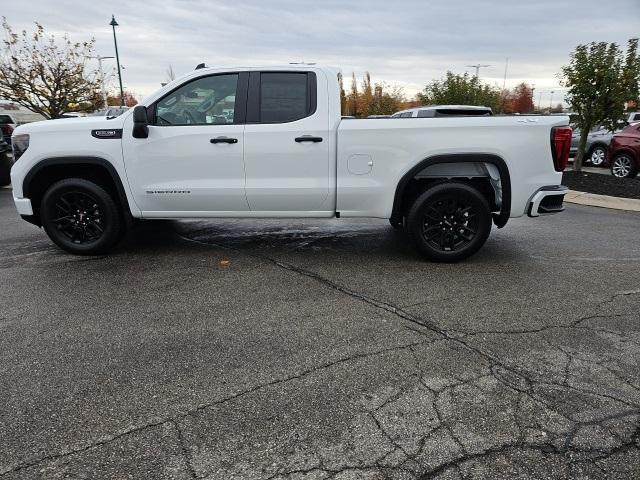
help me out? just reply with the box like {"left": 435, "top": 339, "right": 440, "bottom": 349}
{"left": 569, "top": 126, "right": 617, "bottom": 167}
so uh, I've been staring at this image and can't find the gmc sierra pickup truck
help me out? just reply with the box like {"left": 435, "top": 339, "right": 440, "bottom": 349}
{"left": 10, "top": 65, "right": 571, "bottom": 262}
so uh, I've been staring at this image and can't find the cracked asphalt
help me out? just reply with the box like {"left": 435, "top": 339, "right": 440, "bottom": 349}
{"left": 0, "top": 187, "right": 639, "bottom": 479}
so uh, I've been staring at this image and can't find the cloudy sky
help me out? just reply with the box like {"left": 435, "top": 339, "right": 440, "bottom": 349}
{"left": 4, "top": 0, "right": 639, "bottom": 106}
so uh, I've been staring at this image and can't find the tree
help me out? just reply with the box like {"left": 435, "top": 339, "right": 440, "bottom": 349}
{"left": 368, "top": 82, "right": 405, "bottom": 115}
{"left": 165, "top": 64, "right": 176, "bottom": 83}
{"left": 417, "top": 71, "right": 501, "bottom": 112}
{"left": 337, "top": 72, "right": 347, "bottom": 115}
{"left": 342, "top": 72, "right": 407, "bottom": 116}
{"left": 348, "top": 72, "right": 359, "bottom": 116}
{"left": 110, "top": 91, "right": 138, "bottom": 107}
{"left": 504, "top": 83, "right": 534, "bottom": 114}
{"left": 358, "top": 72, "right": 374, "bottom": 116}
{"left": 560, "top": 39, "right": 640, "bottom": 171}
{"left": 0, "top": 18, "right": 101, "bottom": 119}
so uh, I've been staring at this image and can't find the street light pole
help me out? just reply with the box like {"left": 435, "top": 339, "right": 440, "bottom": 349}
{"left": 549, "top": 90, "right": 555, "bottom": 111}
{"left": 110, "top": 15, "right": 125, "bottom": 106}
{"left": 466, "top": 63, "right": 491, "bottom": 78}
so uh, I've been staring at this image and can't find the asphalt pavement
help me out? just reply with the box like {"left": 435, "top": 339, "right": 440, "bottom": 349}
{"left": 0, "top": 187, "right": 639, "bottom": 479}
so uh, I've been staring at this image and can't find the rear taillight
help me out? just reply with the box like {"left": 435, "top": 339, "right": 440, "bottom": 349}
{"left": 551, "top": 126, "right": 572, "bottom": 172}
{"left": 0, "top": 124, "right": 13, "bottom": 136}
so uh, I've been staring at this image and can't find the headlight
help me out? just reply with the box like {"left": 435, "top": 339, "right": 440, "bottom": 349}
{"left": 11, "top": 134, "right": 29, "bottom": 161}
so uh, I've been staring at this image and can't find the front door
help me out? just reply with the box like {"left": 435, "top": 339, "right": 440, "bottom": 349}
{"left": 122, "top": 72, "right": 249, "bottom": 215}
{"left": 243, "top": 71, "right": 330, "bottom": 212}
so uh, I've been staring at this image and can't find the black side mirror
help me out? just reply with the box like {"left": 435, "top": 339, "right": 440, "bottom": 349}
{"left": 132, "top": 105, "right": 149, "bottom": 139}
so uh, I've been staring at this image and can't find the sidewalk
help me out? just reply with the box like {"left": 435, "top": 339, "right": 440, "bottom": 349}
{"left": 565, "top": 189, "right": 640, "bottom": 212}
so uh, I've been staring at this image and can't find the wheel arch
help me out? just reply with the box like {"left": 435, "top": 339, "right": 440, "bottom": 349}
{"left": 391, "top": 153, "right": 512, "bottom": 228}
{"left": 22, "top": 156, "right": 132, "bottom": 226}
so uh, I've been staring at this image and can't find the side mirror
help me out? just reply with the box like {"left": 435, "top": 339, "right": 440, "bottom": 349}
{"left": 132, "top": 105, "right": 149, "bottom": 139}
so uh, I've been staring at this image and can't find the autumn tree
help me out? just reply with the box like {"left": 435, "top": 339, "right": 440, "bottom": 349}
{"left": 0, "top": 18, "right": 102, "bottom": 119}
{"left": 348, "top": 72, "right": 359, "bottom": 116}
{"left": 358, "top": 72, "right": 374, "bottom": 116}
{"left": 337, "top": 72, "right": 347, "bottom": 115}
{"left": 342, "top": 72, "right": 407, "bottom": 116}
{"left": 417, "top": 72, "right": 501, "bottom": 112}
{"left": 110, "top": 91, "right": 138, "bottom": 107}
{"left": 560, "top": 38, "right": 640, "bottom": 171}
{"left": 368, "top": 83, "right": 406, "bottom": 115}
{"left": 506, "top": 83, "right": 534, "bottom": 113}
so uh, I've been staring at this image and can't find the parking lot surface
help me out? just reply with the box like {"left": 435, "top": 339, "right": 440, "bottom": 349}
{"left": 0, "top": 188, "right": 639, "bottom": 479}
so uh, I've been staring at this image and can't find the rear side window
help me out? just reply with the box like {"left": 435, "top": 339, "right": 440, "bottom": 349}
{"left": 400, "top": 112, "right": 413, "bottom": 118}
{"left": 259, "top": 72, "right": 313, "bottom": 123}
{"left": 417, "top": 110, "right": 435, "bottom": 118}
{"left": 0, "top": 115, "right": 13, "bottom": 123}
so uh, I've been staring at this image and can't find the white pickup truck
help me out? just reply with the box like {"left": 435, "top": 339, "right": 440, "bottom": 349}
{"left": 10, "top": 65, "right": 571, "bottom": 262}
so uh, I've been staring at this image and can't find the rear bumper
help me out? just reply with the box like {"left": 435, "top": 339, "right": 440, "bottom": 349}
{"left": 527, "top": 185, "right": 568, "bottom": 217}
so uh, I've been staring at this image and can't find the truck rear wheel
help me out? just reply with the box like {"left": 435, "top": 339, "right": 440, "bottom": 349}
{"left": 406, "top": 182, "right": 492, "bottom": 262}
{"left": 40, "top": 178, "right": 124, "bottom": 255}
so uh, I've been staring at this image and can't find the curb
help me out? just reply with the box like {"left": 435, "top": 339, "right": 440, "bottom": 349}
{"left": 564, "top": 189, "right": 640, "bottom": 212}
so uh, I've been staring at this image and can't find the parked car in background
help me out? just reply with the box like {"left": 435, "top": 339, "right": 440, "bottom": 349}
{"left": 628, "top": 112, "right": 640, "bottom": 123}
{"left": 607, "top": 122, "right": 640, "bottom": 178}
{"left": 0, "top": 114, "right": 17, "bottom": 144}
{"left": 0, "top": 138, "right": 12, "bottom": 186}
{"left": 569, "top": 126, "right": 617, "bottom": 167}
{"left": 391, "top": 105, "right": 493, "bottom": 118}
{"left": 88, "top": 107, "right": 130, "bottom": 118}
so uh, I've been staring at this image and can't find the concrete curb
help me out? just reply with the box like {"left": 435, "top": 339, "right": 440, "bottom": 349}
{"left": 565, "top": 189, "right": 640, "bottom": 212}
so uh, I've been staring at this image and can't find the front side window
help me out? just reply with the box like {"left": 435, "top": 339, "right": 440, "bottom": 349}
{"left": 260, "top": 73, "right": 309, "bottom": 123}
{"left": 155, "top": 73, "right": 238, "bottom": 125}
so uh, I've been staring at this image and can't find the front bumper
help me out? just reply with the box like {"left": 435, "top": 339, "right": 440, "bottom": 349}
{"left": 527, "top": 185, "right": 568, "bottom": 217}
{"left": 13, "top": 196, "right": 33, "bottom": 215}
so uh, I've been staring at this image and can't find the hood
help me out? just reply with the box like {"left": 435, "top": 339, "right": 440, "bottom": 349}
{"left": 13, "top": 113, "right": 130, "bottom": 136}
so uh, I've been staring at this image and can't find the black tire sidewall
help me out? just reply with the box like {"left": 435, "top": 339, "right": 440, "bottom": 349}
{"left": 407, "top": 183, "right": 492, "bottom": 262}
{"left": 41, "top": 178, "right": 122, "bottom": 255}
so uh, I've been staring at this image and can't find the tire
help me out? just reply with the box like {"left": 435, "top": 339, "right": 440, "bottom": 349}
{"left": 40, "top": 178, "right": 124, "bottom": 255}
{"left": 610, "top": 153, "right": 638, "bottom": 179}
{"left": 406, "top": 182, "right": 492, "bottom": 263}
{"left": 587, "top": 145, "right": 607, "bottom": 167}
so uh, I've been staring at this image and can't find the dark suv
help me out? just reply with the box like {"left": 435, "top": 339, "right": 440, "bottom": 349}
{"left": 607, "top": 123, "right": 640, "bottom": 178}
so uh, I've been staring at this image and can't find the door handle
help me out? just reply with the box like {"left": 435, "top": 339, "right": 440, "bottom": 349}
{"left": 210, "top": 136, "right": 238, "bottom": 144}
{"left": 295, "top": 136, "right": 323, "bottom": 143}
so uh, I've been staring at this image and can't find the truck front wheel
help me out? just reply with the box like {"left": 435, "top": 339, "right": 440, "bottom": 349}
{"left": 40, "top": 178, "right": 124, "bottom": 255}
{"left": 406, "top": 182, "right": 492, "bottom": 262}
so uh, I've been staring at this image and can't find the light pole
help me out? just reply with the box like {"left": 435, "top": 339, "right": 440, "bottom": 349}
{"left": 110, "top": 15, "right": 125, "bottom": 106}
{"left": 549, "top": 90, "right": 555, "bottom": 111}
{"left": 466, "top": 64, "right": 491, "bottom": 78}
{"left": 89, "top": 55, "right": 114, "bottom": 109}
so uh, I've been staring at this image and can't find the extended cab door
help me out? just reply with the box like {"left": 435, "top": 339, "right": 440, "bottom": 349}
{"left": 243, "top": 70, "right": 330, "bottom": 212}
{"left": 121, "top": 72, "right": 249, "bottom": 215}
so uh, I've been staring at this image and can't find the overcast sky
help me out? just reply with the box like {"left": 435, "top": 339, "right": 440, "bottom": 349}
{"left": 4, "top": 0, "right": 639, "bottom": 106}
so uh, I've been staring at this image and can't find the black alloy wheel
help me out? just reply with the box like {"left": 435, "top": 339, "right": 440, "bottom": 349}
{"left": 41, "top": 178, "right": 124, "bottom": 255}
{"left": 407, "top": 183, "right": 492, "bottom": 262}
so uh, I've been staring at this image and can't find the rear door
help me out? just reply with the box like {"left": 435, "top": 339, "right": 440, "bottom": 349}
{"left": 243, "top": 70, "right": 330, "bottom": 212}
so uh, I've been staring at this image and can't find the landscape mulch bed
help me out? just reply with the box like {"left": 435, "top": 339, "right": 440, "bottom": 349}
{"left": 562, "top": 171, "right": 640, "bottom": 200}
